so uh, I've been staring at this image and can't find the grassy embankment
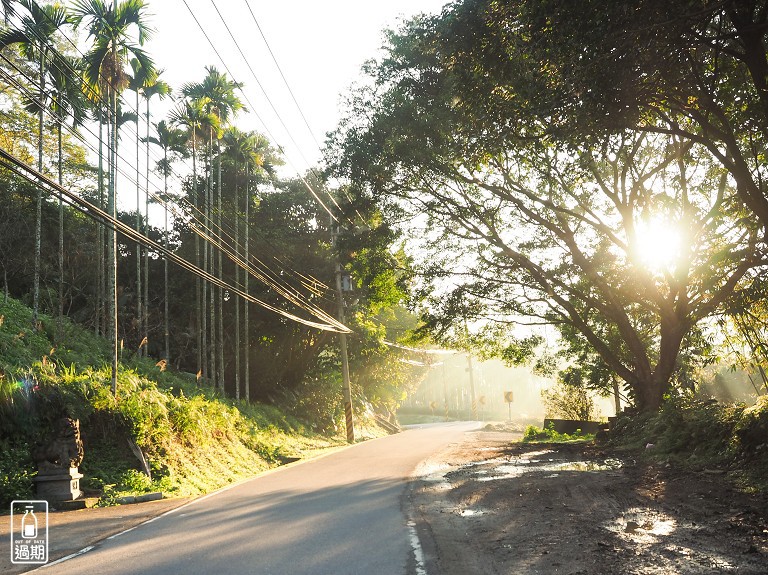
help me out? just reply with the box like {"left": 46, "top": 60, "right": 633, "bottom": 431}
{"left": 0, "top": 297, "right": 350, "bottom": 507}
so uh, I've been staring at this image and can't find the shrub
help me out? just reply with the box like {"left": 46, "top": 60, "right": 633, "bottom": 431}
{"left": 523, "top": 422, "right": 593, "bottom": 443}
{"left": 0, "top": 442, "right": 34, "bottom": 507}
{"left": 542, "top": 381, "right": 600, "bottom": 421}
{"left": 735, "top": 395, "right": 768, "bottom": 453}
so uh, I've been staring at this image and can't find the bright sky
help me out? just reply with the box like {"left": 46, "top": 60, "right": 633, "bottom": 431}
{"left": 143, "top": 0, "right": 449, "bottom": 178}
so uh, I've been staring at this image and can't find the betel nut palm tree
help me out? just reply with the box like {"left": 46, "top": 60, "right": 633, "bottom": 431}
{"left": 140, "top": 73, "right": 170, "bottom": 356}
{"left": 145, "top": 119, "right": 185, "bottom": 366}
{"left": 71, "top": 0, "right": 153, "bottom": 395}
{"left": 222, "top": 127, "right": 277, "bottom": 401}
{"left": 169, "top": 96, "right": 217, "bottom": 384}
{"left": 0, "top": 0, "right": 70, "bottom": 326}
{"left": 182, "top": 66, "right": 244, "bottom": 391}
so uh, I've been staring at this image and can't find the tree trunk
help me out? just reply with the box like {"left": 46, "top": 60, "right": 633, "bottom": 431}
{"left": 135, "top": 90, "right": 142, "bottom": 356}
{"left": 244, "top": 166, "right": 250, "bottom": 402}
{"left": 32, "top": 50, "right": 44, "bottom": 326}
{"left": 58, "top": 122, "right": 63, "bottom": 340}
{"left": 207, "top": 134, "right": 215, "bottom": 388}
{"left": 192, "top": 135, "right": 202, "bottom": 383}
{"left": 234, "top": 160, "right": 240, "bottom": 401}
{"left": 202, "top": 139, "right": 209, "bottom": 385}
{"left": 163, "top": 148, "right": 170, "bottom": 365}
{"left": 109, "top": 88, "right": 119, "bottom": 396}
{"left": 634, "top": 375, "right": 667, "bottom": 412}
{"left": 96, "top": 114, "right": 104, "bottom": 336}
{"left": 143, "top": 99, "right": 150, "bottom": 360}
{"left": 217, "top": 142, "right": 224, "bottom": 392}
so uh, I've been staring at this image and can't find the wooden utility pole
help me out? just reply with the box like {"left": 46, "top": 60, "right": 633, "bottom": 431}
{"left": 332, "top": 222, "right": 355, "bottom": 443}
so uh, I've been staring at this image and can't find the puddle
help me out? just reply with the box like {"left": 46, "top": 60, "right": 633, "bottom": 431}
{"left": 473, "top": 456, "right": 623, "bottom": 482}
{"left": 458, "top": 509, "right": 486, "bottom": 517}
{"left": 414, "top": 461, "right": 453, "bottom": 490}
{"left": 604, "top": 508, "right": 677, "bottom": 540}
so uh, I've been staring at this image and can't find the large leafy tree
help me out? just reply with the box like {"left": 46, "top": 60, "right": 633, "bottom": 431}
{"left": 327, "top": 5, "right": 765, "bottom": 411}
{"left": 423, "top": 0, "right": 768, "bottom": 234}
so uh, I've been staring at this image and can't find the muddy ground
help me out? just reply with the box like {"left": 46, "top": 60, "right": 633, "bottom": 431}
{"left": 410, "top": 426, "right": 768, "bottom": 575}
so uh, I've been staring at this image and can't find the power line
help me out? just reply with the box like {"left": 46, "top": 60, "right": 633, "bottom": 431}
{"left": 179, "top": 0, "right": 343, "bottom": 225}
{"left": 0, "top": 19, "right": 337, "bottom": 314}
{"left": 241, "top": 0, "right": 322, "bottom": 151}
{"left": 6, "top": 0, "right": 342, "bottom": 318}
{"left": 240, "top": 0, "right": 366, "bottom": 224}
{"left": 0, "top": 143, "right": 351, "bottom": 333}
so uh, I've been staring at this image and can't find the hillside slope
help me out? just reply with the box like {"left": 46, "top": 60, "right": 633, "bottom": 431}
{"left": 0, "top": 297, "right": 345, "bottom": 507}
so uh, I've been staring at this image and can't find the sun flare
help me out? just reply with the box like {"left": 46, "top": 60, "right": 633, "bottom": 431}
{"left": 632, "top": 218, "right": 683, "bottom": 272}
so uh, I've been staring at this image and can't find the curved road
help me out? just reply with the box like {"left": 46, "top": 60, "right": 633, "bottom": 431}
{"left": 37, "top": 422, "right": 476, "bottom": 575}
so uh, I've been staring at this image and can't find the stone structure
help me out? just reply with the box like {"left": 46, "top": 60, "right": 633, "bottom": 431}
{"left": 32, "top": 418, "right": 84, "bottom": 502}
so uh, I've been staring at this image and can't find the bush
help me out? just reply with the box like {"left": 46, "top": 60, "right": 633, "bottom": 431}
{"left": 0, "top": 442, "right": 34, "bottom": 507}
{"left": 0, "top": 296, "right": 344, "bottom": 505}
{"left": 610, "top": 395, "right": 768, "bottom": 493}
{"left": 735, "top": 395, "right": 768, "bottom": 453}
{"left": 542, "top": 381, "right": 600, "bottom": 421}
{"left": 523, "top": 422, "right": 593, "bottom": 443}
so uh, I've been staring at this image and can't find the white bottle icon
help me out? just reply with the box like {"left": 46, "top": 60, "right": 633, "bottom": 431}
{"left": 21, "top": 507, "right": 37, "bottom": 539}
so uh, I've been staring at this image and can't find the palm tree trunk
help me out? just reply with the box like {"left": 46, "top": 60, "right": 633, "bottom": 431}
{"left": 207, "top": 134, "right": 215, "bottom": 388}
{"left": 234, "top": 159, "right": 240, "bottom": 401}
{"left": 135, "top": 90, "right": 142, "bottom": 356}
{"left": 202, "top": 139, "right": 209, "bottom": 384}
{"left": 57, "top": 122, "right": 64, "bottom": 340}
{"left": 217, "top": 143, "right": 224, "bottom": 392}
{"left": 96, "top": 114, "right": 103, "bottom": 336}
{"left": 244, "top": 163, "right": 250, "bottom": 402}
{"left": 163, "top": 159, "right": 169, "bottom": 364}
{"left": 33, "top": 50, "right": 44, "bottom": 327}
{"left": 109, "top": 88, "right": 119, "bottom": 395}
{"left": 144, "top": 100, "right": 150, "bottom": 360}
{"left": 208, "top": 144, "right": 214, "bottom": 387}
{"left": 193, "top": 135, "right": 201, "bottom": 383}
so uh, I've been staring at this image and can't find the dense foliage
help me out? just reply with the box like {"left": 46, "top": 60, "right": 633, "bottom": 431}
{"left": 0, "top": 295, "right": 347, "bottom": 508}
{"left": 327, "top": 0, "right": 768, "bottom": 412}
{"left": 0, "top": 0, "right": 426, "bottom": 436}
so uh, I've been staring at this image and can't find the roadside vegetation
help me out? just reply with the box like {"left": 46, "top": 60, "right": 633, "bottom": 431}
{"left": 3, "top": 0, "right": 768, "bottom": 514}
{"left": 610, "top": 395, "right": 768, "bottom": 493}
{"left": 522, "top": 424, "right": 595, "bottom": 444}
{"left": 0, "top": 296, "right": 348, "bottom": 508}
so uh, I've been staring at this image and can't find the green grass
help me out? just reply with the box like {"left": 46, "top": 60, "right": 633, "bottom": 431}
{"left": 0, "top": 297, "right": 345, "bottom": 507}
{"left": 522, "top": 423, "right": 595, "bottom": 443}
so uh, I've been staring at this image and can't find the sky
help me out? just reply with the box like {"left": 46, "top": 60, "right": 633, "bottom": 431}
{"left": 142, "top": 0, "right": 449, "bottom": 180}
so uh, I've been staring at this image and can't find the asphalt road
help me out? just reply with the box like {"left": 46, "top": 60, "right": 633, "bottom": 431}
{"left": 34, "top": 422, "right": 477, "bottom": 575}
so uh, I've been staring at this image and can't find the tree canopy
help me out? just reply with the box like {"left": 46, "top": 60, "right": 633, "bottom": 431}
{"left": 327, "top": 0, "right": 768, "bottom": 411}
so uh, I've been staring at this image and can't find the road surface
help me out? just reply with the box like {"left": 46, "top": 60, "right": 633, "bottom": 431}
{"left": 34, "top": 422, "right": 477, "bottom": 575}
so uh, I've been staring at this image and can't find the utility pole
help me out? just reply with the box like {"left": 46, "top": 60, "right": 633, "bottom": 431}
{"left": 467, "top": 353, "right": 478, "bottom": 420}
{"left": 442, "top": 362, "right": 449, "bottom": 421}
{"left": 332, "top": 222, "right": 355, "bottom": 443}
{"left": 463, "top": 319, "right": 478, "bottom": 420}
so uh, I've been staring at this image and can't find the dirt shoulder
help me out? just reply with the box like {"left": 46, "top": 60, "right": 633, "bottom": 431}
{"left": 410, "top": 426, "right": 768, "bottom": 575}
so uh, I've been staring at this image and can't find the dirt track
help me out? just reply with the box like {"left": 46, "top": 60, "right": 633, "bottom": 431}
{"left": 409, "top": 427, "right": 768, "bottom": 575}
